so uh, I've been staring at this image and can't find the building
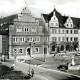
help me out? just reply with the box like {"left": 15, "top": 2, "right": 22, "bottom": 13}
{"left": 9, "top": 7, "right": 49, "bottom": 59}
{"left": 42, "top": 8, "right": 80, "bottom": 53}
{"left": 0, "top": 15, "right": 16, "bottom": 58}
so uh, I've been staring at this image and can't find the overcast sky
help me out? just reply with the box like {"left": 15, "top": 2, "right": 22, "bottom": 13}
{"left": 0, "top": 0, "right": 80, "bottom": 18}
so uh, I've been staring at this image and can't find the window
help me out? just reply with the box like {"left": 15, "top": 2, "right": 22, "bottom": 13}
{"left": 24, "top": 27, "right": 29, "bottom": 32}
{"left": 20, "top": 37, "right": 25, "bottom": 42}
{"left": 70, "top": 30, "right": 72, "bottom": 34}
{"left": 13, "top": 49, "right": 17, "bottom": 54}
{"left": 67, "top": 24, "right": 68, "bottom": 26}
{"left": 19, "top": 48, "right": 23, "bottom": 54}
{"left": 58, "top": 37, "right": 60, "bottom": 41}
{"left": 35, "top": 47, "right": 39, "bottom": 53}
{"left": 70, "top": 37, "right": 72, "bottom": 41}
{"left": 74, "top": 37, "right": 78, "bottom": 41}
{"left": 62, "top": 29, "right": 64, "bottom": 33}
{"left": 34, "top": 37, "right": 40, "bottom": 42}
{"left": 52, "top": 29, "right": 54, "bottom": 33}
{"left": 17, "top": 26, "right": 22, "bottom": 32}
{"left": 62, "top": 37, "right": 65, "bottom": 41}
{"left": 56, "top": 23, "right": 57, "bottom": 26}
{"left": 58, "top": 29, "right": 60, "bottom": 33}
{"left": 45, "top": 37, "right": 48, "bottom": 42}
{"left": 66, "top": 30, "right": 69, "bottom": 34}
{"left": 51, "top": 23, "right": 53, "bottom": 26}
{"left": 13, "top": 37, "right": 18, "bottom": 42}
{"left": 52, "top": 29, "right": 56, "bottom": 33}
{"left": 52, "top": 37, "right": 56, "bottom": 41}
{"left": 66, "top": 37, "right": 68, "bottom": 41}
{"left": 71, "top": 24, "right": 72, "bottom": 27}
{"left": 74, "top": 30, "right": 78, "bottom": 34}
{"left": 27, "top": 37, "right": 33, "bottom": 42}
{"left": 32, "top": 26, "right": 36, "bottom": 32}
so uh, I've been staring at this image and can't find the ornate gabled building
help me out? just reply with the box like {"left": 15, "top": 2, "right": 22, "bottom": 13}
{"left": 42, "top": 8, "right": 80, "bottom": 53}
{"left": 9, "top": 7, "right": 49, "bottom": 59}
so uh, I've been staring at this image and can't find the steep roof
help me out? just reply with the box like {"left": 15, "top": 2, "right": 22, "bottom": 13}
{"left": 0, "top": 14, "right": 17, "bottom": 35}
{"left": 42, "top": 8, "right": 80, "bottom": 29}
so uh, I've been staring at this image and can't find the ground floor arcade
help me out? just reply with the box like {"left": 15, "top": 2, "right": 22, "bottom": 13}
{"left": 50, "top": 41, "right": 78, "bottom": 53}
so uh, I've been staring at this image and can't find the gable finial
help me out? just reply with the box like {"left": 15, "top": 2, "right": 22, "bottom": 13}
{"left": 54, "top": 5, "right": 56, "bottom": 11}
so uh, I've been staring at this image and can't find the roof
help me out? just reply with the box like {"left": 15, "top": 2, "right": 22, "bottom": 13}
{"left": 42, "top": 8, "right": 80, "bottom": 29}
{"left": 0, "top": 14, "right": 17, "bottom": 35}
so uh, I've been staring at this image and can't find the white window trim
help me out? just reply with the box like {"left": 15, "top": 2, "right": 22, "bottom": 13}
{"left": 45, "top": 37, "right": 48, "bottom": 42}
{"left": 13, "top": 48, "right": 17, "bottom": 54}
{"left": 32, "top": 26, "right": 36, "bottom": 32}
{"left": 20, "top": 37, "right": 25, "bottom": 42}
{"left": 35, "top": 47, "right": 39, "bottom": 53}
{"left": 24, "top": 27, "right": 29, "bottom": 32}
{"left": 27, "top": 37, "right": 33, "bottom": 42}
{"left": 19, "top": 48, "right": 23, "bottom": 54}
{"left": 34, "top": 37, "right": 40, "bottom": 42}
{"left": 17, "top": 26, "right": 22, "bottom": 33}
{"left": 13, "top": 37, "right": 18, "bottom": 43}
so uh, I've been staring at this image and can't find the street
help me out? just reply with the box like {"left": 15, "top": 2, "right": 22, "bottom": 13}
{"left": 30, "top": 70, "right": 80, "bottom": 80}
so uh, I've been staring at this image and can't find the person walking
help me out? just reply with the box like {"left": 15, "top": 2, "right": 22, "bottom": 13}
{"left": 31, "top": 69, "right": 34, "bottom": 77}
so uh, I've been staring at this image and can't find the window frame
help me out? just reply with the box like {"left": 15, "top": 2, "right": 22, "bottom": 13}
{"left": 19, "top": 48, "right": 23, "bottom": 54}
{"left": 35, "top": 47, "right": 39, "bottom": 53}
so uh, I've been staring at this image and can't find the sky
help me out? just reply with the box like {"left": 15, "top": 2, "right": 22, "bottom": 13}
{"left": 0, "top": 0, "right": 80, "bottom": 18}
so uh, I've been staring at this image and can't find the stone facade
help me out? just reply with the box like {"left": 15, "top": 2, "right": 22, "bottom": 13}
{"left": 9, "top": 7, "right": 49, "bottom": 59}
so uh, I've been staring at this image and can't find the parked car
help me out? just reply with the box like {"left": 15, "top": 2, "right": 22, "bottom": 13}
{"left": 75, "top": 53, "right": 80, "bottom": 56}
{"left": 57, "top": 63, "right": 68, "bottom": 71}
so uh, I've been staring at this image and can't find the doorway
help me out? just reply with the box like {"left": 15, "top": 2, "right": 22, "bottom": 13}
{"left": 27, "top": 48, "right": 31, "bottom": 56}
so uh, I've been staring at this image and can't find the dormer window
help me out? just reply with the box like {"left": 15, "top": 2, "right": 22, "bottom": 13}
{"left": 56, "top": 23, "right": 57, "bottom": 26}
{"left": 51, "top": 23, "right": 53, "bottom": 26}
{"left": 71, "top": 24, "right": 72, "bottom": 27}
{"left": 67, "top": 24, "right": 68, "bottom": 26}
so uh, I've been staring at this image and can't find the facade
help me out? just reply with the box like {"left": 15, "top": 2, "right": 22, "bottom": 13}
{"left": 42, "top": 8, "right": 80, "bottom": 53}
{"left": 9, "top": 7, "right": 49, "bottom": 59}
{"left": 0, "top": 15, "right": 17, "bottom": 58}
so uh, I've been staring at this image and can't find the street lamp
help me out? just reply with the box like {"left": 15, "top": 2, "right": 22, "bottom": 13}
{"left": 28, "top": 60, "right": 31, "bottom": 75}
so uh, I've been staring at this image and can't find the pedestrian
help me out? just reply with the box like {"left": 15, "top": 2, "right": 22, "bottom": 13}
{"left": 31, "top": 69, "right": 34, "bottom": 77}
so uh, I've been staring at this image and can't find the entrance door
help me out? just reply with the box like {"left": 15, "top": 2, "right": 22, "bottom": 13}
{"left": 27, "top": 48, "right": 31, "bottom": 56}
{"left": 52, "top": 45, "right": 55, "bottom": 51}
